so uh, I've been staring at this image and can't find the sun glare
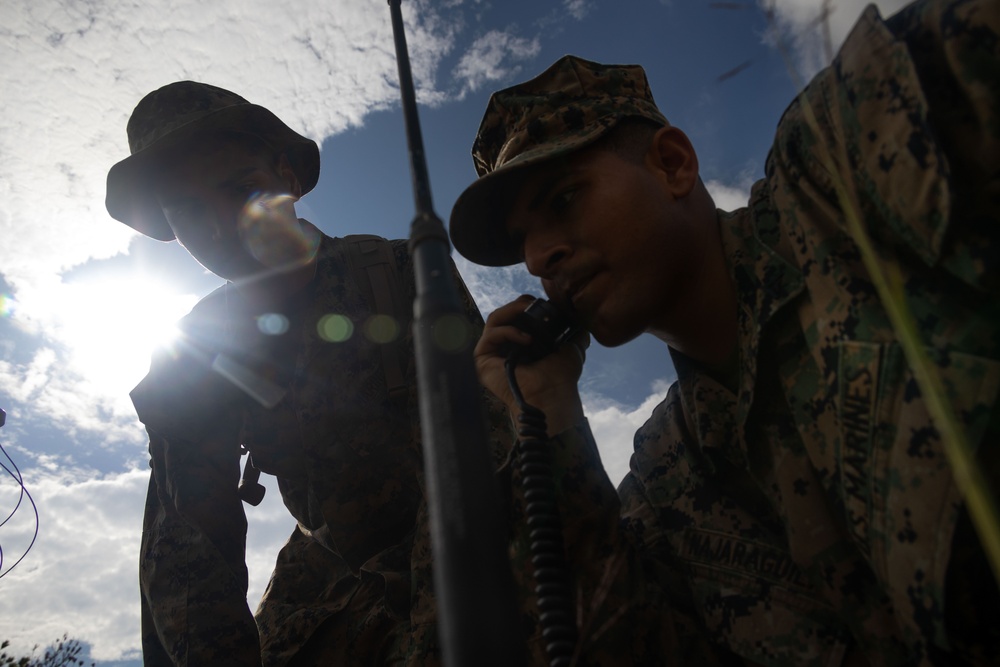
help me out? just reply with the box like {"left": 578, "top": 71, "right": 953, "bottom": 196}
{"left": 53, "top": 277, "right": 200, "bottom": 396}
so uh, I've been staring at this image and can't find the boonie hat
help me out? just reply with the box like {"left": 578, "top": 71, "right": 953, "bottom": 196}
{"left": 106, "top": 81, "right": 320, "bottom": 241}
{"left": 449, "top": 55, "right": 669, "bottom": 267}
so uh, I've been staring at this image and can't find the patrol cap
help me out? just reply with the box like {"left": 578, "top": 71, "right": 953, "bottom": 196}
{"left": 106, "top": 81, "right": 320, "bottom": 241}
{"left": 449, "top": 55, "right": 669, "bottom": 267}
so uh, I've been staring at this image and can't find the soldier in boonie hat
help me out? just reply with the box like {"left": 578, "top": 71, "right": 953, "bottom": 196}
{"left": 113, "top": 81, "right": 513, "bottom": 666}
{"left": 106, "top": 81, "right": 320, "bottom": 242}
{"left": 449, "top": 55, "right": 668, "bottom": 267}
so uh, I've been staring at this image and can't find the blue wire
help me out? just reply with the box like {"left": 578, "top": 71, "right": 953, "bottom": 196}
{"left": 0, "top": 432, "right": 40, "bottom": 579}
{"left": 0, "top": 459, "right": 24, "bottom": 527}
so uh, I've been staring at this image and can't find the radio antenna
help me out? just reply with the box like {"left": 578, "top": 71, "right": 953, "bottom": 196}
{"left": 386, "top": 2, "right": 525, "bottom": 665}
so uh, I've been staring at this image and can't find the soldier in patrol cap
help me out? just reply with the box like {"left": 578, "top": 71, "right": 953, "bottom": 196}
{"left": 450, "top": 0, "right": 1000, "bottom": 664}
{"left": 106, "top": 81, "right": 510, "bottom": 665}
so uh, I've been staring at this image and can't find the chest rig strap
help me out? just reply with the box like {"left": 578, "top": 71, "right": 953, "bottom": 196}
{"left": 238, "top": 235, "right": 411, "bottom": 505}
{"left": 343, "top": 234, "right": 409, "bottom": 401}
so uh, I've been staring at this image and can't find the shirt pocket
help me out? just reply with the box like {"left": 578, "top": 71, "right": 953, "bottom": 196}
{"left": 837, "top": 340, "right": 1000, "bottom": 581}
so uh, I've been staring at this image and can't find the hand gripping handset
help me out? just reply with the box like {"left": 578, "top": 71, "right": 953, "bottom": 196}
{"left": 504, "top": 298, "right": 581, "bottom": 666}
{"left": 506, "top": 298, "right": 579, "bottom": 364}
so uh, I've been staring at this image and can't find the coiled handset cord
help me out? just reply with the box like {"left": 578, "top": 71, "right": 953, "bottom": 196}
{"left": 505, "top": 357, "right": 578, "bottom": 667}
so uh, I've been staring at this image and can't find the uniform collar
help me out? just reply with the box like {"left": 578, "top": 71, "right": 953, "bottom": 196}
{"left": 672, "top": 183, "right": 804, "bottom": 464}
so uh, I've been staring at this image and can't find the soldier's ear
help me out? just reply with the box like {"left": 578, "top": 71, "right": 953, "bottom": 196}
{"left": 646, "top": 126, "right": 699, "bottom": 199}
{"left": 276, "top": 154, "right": 303, "bottom": 199}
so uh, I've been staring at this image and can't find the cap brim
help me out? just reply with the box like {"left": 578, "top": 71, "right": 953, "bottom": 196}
{"left": 106, "top": 104, "right": 320, "bottom": 242}
{"left": 450, "top": 163, "right": 534, "bottom": 267}
{"left": 452, "top": 120, "right": 627, "bottom": 266}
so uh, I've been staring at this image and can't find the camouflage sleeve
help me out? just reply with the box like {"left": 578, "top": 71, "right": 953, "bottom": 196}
{"left": 139, "top": 417, "right": 262, "bottom": 666}
{"left": 505, "top": 420, "right": 723, "bottom": 666}
{"left": 765, "top": 0, "right": 1000, "bottom": 295}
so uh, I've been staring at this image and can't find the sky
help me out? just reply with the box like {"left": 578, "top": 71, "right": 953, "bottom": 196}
{"left": 0, "top": 0, "right": 911, "bottom": 663}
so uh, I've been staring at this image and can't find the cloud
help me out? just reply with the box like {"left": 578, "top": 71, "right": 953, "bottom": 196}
{"left": 584, "top": 380, "right": 673, "bottom": 485}
{"left": 0, "top": 0, "right": 471, "bottom": 450}
{"left": 0, "top": 271, "right": 206, "bottom": 449}
{"left": 0, "top": 466, "right": 293, "bottom": 662}
{"left": 0, "top": 467, "right": 146, "bottom": 660}
{"left": 0, "top": 377, "right": 674, "bottom": 662}
{"left": 0, "top": 5, "right": 467, "bottom": 657}
{"left": 452, "top": 29, "right": 541, "bottom": 98}
{"left": 0, "top": 0, "right": 462, "bottom": 296}
{"left": 763, "top": 0, "right": 912, "bottom": 78}
{"left": 0, "top": 1, "right": 690, "bottom": 661}
{"left": 0, "top": 347, "right": 146, "bottom": 447}
{"left": 563, "top": 0, "right": 596, "bottom": 20}
{"left": 705, "top": 172, "right": 756, "bottom": 212}
{"left": 454, "top": 257, "right": 541, "bottom": 313}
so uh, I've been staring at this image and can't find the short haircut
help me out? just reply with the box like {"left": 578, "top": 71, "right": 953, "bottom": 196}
{"left": 590, "top": 116, "right": 664, "bottom": 164}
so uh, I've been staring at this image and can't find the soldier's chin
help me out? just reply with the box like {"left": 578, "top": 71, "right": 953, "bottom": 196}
{"left": 208, "top": 253, "right": 265, "bottom": 283}
{"left": 252, "top": 243, "right": 317, "bottom": 271}
{"left": 590, "top": 319, "right": 642, "bottom": 349}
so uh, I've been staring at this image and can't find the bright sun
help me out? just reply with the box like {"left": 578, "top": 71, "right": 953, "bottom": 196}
{"left": 54, "top": 276, "right": 201, "bottom": 396}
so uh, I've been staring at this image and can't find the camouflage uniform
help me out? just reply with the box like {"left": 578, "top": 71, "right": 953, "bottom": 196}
{"left": 132, "top": 227, "right": 512, "bottom": 666}
{"left": 450, "top": 0, "right": 999, "bottom": 665}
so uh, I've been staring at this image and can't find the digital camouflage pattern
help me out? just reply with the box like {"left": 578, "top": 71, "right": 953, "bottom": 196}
{"left": 133, "top": 227, "right": 513, "bottom": 666}
{"left": 473, "top": 0, "right": 999, "bottom": 665}
{"left": 449, "top": 56, "right": 668, "bottom": 268}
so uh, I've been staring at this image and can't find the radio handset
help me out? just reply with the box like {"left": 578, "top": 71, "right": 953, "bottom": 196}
{"left": 503, "top": 297, "right": 582, "bottom": 664}
{"left": 505, "top": 298, "right": 579, "bottom": 364}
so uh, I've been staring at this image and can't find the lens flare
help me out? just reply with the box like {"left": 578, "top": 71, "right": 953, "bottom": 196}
{"left": 364, "top": 315, "right": 400, "bottom": 344}
{"left": 318, "top": 313, "right": 354, "bottom": 343}
{"left": 0, "top": 294, "right": 17, "bottom": 318}
{"left": 257, "top": 312, "right": 289, "bottom": 335}
{"left": 432, "top": 314, "right": 473, "bottom": 352}
{"left": 238, "top": 193, "right": 320, "bottom": 269}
